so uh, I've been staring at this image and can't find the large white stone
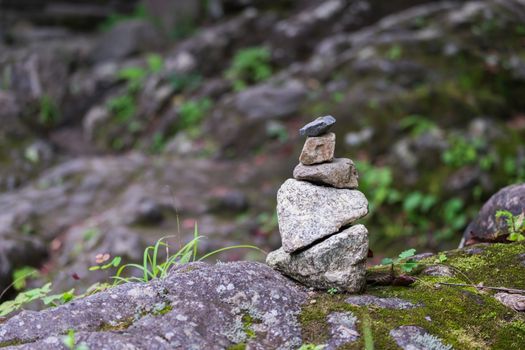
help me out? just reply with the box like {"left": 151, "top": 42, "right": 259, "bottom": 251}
{"left": 266, "top": 225, "right": 368, "bottom": 292}
{"left": 277, "top": 179, "right": 368, "bottom": 253}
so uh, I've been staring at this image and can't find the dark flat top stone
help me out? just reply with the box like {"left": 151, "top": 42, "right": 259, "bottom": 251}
{"left": 299, "top": 115, "right": 336, "bottom": 137}
{"left": 346, "top": 295, "right": 419, "bottom": 309}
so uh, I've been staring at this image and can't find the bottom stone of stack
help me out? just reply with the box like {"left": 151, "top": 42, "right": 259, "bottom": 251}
{"left": 266, "top": 224, "right": 368, "bottom": 293}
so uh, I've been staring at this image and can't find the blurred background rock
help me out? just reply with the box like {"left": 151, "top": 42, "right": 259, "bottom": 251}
{"left": 1, "top": 0, "right": 524, "bottom": 296}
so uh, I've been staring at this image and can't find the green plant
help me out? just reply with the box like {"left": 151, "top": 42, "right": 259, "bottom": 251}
{"left": 381, "top": 249, "right": 418, "bottom": 272}
{"left": 117, "top": 66, "right": 147, "bottom": 92}
{"left": 362, "top": 313, "right": 375, "bottom": 350}
{"left": 399, "top": 115, "right": 437, "bottom": 136}
{"left": 89, "top": 256, "right": 122, "bottom": 272}
{"left": 62, "top": 329, "right": 89, "bottom": 350}
{"left": 107, "top": 95, "right": 136, "bottom": 123}
{"left": 403, "top": 191, "right": 437, "bottom": 232}
{"left": 38, "top": 95, "right": 59, "bottom": 126}
{"left": 150, "top": 132, "right": 167, "bottom": 153}
{"left": 146, "top": 54, "right": 164, "bottom": 73}
{"left": 442, "top": 136, "right": 485, "bottom": 168}
{"left": 495, "top": 210, "right": 525, "bottom": 242}
{"left": 225, "top": 47, "right": 272, "bottom": 91}
{"left": 12, "top": 267, "right": 39, "bottom": 291}
{"left": 113, "top": 223, "right": 264, "bottom": 283}
{"left": 434, "top": 253, "right": 448, "bottom": 264}
{"left": 169, "top": 72, "right": 202, "bottom": 93}
{"left": 436, "top": 198, "right": 467, "bottom": 240}
{"left": 327, "top": 287, "right": 338, "bottom": 295}
{"left": 178, "top": 98, "right": 213, "bottom": 130}
{"left": 355, "top": 161, "right": 401, "bottom": 213}
{"left": 387, "top": 44, "right": 403, "bottom": 60}
{"left": 0, "top": 283, "right": 52, "bottom": 317}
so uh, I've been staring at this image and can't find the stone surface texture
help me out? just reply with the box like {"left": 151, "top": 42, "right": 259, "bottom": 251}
{"left": 299, "top": 115, "right": 336, "bottom": 137}
{"left": 299, "top": 133, "right": 336, "bottom": 165}
{"left": 277, "top": 179, "right": 368, "bottom": 253}
{"left": 494, "top": 292, "right": 525, "bottom": 311}
{"left": 326, "top": 311, "right": 360, "bottom": 349}
{"left": 266, "top": 225, "right": 368, "bottom": 292}
{"left": 293, "top": 158, "right": 359, "bottom": 189}
{"left": 345, "top": 295, "right": 419, "bottom": 310}
{"left": 390, "top": 326, "right": 453, "bottom": 350}
{"left": 0, "top": 262, "right": 308, "bottom": 349}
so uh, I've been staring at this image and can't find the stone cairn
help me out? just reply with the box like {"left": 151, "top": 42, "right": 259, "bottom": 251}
{"left": 267, "top": 115, "right": 369, "bottom": 292}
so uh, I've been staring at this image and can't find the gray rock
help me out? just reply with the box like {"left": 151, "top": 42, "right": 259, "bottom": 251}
{"left": 0, "top": 262, "right": 308, "bottom": 349}
{"left": 293, "top": 158, "right": 358, "bottom": 189}
{"left": 299, "top": 133, "right": 336, "bottom": 165}
{"left": 266, "top": 225, "right": 368, "bottom": 292}
{"left": 299, "top": 115, "right": 336, "bottom": 137}
{"left": 463, "top": 183, "right": 525, "bottom": 245}
{"left": 390, "top": 326, "right": 453, "bottom": 350}
{"left": 346, "top": 295, "right": 419, "bottom": 310}
{"left": 494, "top": 292, "right": 525, "bottom": 312}
{"left": 91, "top": 19, "right": 164, "bottom": 63}
{"left": 421, "top": 265, "right": 455, "bottom": 277}
{"left": 206, "top": 79, "right": 307, "bottom": 153}
{"left": 277, "top": 179, "right": 368, "bottom": 253}
{"left": 235, "top": 79, "right": 307, "bottom": 120}
{"left": 326, "top": 311, "right": 360, "bottom": 349}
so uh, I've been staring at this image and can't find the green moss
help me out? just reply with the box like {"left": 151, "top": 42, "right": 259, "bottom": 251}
{"left": 227, "top": 344, "right": 246, "bottom": 350}
{"left": 153, "top": 304, "right": 173, "bottom": 316}
{"left": 0, "top": 340, "right": 24, "bottom": 348}
{"left": 98, "top": 318, "right": 134, "bottom": 332}
{"left": 299, "top": 243, "right": 525, "bottom": 349}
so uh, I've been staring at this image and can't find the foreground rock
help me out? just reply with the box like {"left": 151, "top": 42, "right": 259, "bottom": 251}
{"left": 267, "top": 225, "right": 368, "bottom": 292}
{"left": 390, "top": 326, "right": 453, "bottom": 350}
{"left": 277, "top": 179, "right": 368, "bottom": 253}
{"left": 0, "top": 262, "right": 307, "bottom": 349}
{"left": 293, "top": 158, "right": 359, "bottom": 189}
{"left": 1, "top": 243, "right": 524, "bottom": 349}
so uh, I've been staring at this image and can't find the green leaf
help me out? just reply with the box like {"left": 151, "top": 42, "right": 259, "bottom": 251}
{"left": 381, "top": 258, "right": 394, "bottom": 265}
{"left": 401, "top": 261, "right": 418, "bottom": 272}
{"left": 436, "top": 253, "right": 447, "bottom": 263}
{"left": 403, "top": 192, "right": 423, "bottom": 213}
{"left": 146, "top": 54, "right": 164, "bottom": 73}
{"left": 398, "top": 249, "right": 417, "bottom": 259}
{"left": 12, "top": 267, "right": 39, "bottom": 291}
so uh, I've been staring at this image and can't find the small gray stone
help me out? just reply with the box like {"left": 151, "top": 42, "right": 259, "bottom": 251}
{"left": 277, "top": 179, "right": 368, "bottom": 253}
{"left": 266, "top": 225, "right": 368, "bottom": 292}
{"left": 293, "top": 158, "right": 359, "bottom": 189}
{"left": 421, "top": 265, "right": 455, "bottom": 277}
{"left": 390, "top": 326, "right": 453, "bottom": 350}
{"left": 345, "top": 295, "right": 419, "bottom": 310}
{"left": 494, "top": 292, "right": 525, "bottom": 311}
{"left": 299, "top": 133, "right": 336, "bottom": 165}
{"left": 326, "top": 311, "right": 360, "bottom": 349}
{"left": 299, "top": 115, "right": 336, "bottom": 137}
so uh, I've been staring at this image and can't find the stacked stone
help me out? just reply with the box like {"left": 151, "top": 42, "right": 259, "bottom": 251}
{"left": 267, "top": 116, "right": 369, "bottom": 293}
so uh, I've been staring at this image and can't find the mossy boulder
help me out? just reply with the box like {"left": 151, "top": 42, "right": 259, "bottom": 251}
{"left": 1, "top": 243, "right": 524, "bottom": 349}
